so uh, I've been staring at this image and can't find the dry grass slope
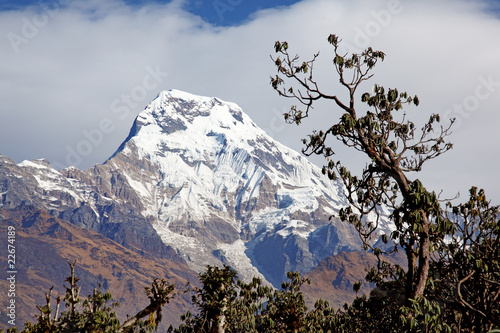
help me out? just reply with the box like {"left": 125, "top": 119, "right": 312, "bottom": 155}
{"left": 0, "top": 205, "right": 198, "bottom": 332}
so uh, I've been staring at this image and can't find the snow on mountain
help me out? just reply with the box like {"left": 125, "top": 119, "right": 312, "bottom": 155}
{"left": 0, "top": 89, "right": 392, "bottom": 286}
{"left": 106, "top": 89, "right": 360, "bottom": 285}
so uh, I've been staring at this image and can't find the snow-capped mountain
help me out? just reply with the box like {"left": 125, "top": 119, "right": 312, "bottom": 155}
{"left": 0, "top": 89, "right": 382, "bottom": 286}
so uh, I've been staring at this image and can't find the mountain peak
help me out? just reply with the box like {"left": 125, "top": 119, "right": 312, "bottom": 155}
{"left": 111, "top": 89, "right": 248, "bottom": 158}
{"left": 144, "top": 89, "right": 246, "bottom": 125}
{"left": 99, "top": 89, "right": 361, "bottom": 285}
{"left": 114, "top": 89, "right": 261, "bottom": 160}
{"left": 160, "top": 89, "right": 223, "bottom": 104}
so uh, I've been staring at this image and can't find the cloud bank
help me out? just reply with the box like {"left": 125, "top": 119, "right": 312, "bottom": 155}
{"left": 1, "top": 0, "right": 499, "bottom": 202}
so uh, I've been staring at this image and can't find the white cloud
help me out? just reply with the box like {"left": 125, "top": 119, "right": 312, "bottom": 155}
{"left": 0, "top": 0, "right": 499, "bottom": 203}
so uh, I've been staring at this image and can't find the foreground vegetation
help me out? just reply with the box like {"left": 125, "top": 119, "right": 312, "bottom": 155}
{"left": 2, "top": 193, "right": 499, "bottom": 332}
{"left": 3, "top": 34, "right": 499, "bottom": 332}
{"left": 167, "top": 197, "right": 500, "bottom": 332}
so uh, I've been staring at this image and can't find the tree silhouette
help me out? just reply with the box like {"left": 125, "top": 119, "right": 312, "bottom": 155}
{"left": 271, "top": 34, "right": 455, "bottom": 301}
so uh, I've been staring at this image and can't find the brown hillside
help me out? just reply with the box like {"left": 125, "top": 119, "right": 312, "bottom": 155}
{"left": 302, "top": 250, "right": 406, "bottom": 310}
{"left": 0, "top": 205, "right": 197, "bottom": 332}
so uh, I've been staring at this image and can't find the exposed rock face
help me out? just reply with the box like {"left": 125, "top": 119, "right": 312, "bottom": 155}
{"left": 0, "top": 155, "right": 180, "bottom": 263}
{"left": 0, "top": 89, "right": 392, "bottom": 286}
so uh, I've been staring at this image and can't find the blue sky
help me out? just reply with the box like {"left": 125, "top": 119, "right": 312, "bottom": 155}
{"left": 183, "top": 0, "right": 303, "bottom": 26}
{"left": 1, "top": 0, "right": 500, "bottom": 203}
{"left": 0, "top": 0, "right": 303, "bottom": 26}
